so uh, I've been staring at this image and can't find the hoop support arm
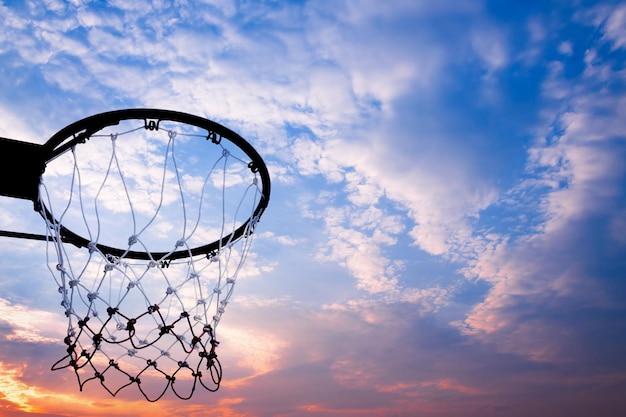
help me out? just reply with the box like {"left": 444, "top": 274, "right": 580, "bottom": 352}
{"left": 0, "top": 137, "right": 46, "bottom": 202}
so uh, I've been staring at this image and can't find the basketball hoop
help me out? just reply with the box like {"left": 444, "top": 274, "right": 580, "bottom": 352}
{"left": 0, "top": 109, "right": 271, "bottom": 401}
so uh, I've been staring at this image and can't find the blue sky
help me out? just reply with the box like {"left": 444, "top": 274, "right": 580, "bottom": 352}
{"left": 1, "top": 0, "right": 626, "bottom": 416}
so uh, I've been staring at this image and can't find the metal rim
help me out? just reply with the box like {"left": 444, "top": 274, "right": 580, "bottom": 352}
{"left": 39, "top": 109, "right": 271, "bottom": 261}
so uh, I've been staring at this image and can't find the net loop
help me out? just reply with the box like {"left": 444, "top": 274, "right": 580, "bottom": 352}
{"left": 207, "top": 131, "right": 221, "bottom": 144}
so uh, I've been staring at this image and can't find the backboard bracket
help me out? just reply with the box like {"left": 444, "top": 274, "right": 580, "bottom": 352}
{"left": 0, "top": 136, "right": 46, "bottom": 203}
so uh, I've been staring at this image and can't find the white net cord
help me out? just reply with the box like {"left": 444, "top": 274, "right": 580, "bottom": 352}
{"left": 38, "top": 119, "right": 264, "bottom": 401}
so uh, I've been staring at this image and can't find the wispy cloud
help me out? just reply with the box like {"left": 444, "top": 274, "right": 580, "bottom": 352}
{"left": 459, "top": 5, "right": 626, "bottom": 368}
{"left": 1, "top": 1, "right": 626, "bottom": 415}
{"left": 0, "top": 298, "right": 65, "bottom": 343}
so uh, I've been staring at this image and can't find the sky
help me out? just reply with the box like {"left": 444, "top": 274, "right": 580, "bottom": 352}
{"left": 1, "top": 0, "right": 626, "bottom": 416}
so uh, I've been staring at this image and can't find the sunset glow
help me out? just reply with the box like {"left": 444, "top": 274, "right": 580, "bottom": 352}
{"left": 1, "top": 1, "right": 626, "bottom": 416}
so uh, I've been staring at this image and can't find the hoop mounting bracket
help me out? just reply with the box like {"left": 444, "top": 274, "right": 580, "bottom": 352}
{"left": 0, "top": 137, "right": 46, "bottom": 202}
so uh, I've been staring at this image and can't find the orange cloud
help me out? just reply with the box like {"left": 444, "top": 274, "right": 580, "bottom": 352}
{"left": 300, "top": 403, "right": 395, "bottom": 415}
{"left": 420, "top": 378, "right": 484, "bottom": 395}
{"left": 0, "top": 360, "right": 252, "bottom": 417}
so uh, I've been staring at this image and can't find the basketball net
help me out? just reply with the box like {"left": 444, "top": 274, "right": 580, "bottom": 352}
{"left": 38, "top": 115, "right": 267, "bottom": 401}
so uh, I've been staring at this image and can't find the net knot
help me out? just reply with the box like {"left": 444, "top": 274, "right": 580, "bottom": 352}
{"left": 107, "top": 307, "right": 118, "bottom": 316}
{"left": 87, "top": 292, "right": 98, "bottom": 301}
{"left": 110, "top": 133, "right": 118, "bottom": 142}
{"left": 126, "top": 318, "right": 137, "bottom": 331}
{"left": 104, "top": 263, "right": 115, "bottom": 272}
{"left": 166, "top": 287, "right": 176, "bottom": 295}
{"left": 251, "top": 214, "right": 261, "bottom": 225}
{"left": 222, "top": 148, "right": 230, "bottom": 157}
{"left": 175, "top": 239, "right": 186, "bottom": 247}
{"left": 213, "top": 288, "right": 221, "bottom": 294}
{"left": 147, "top": 260, "right": 158, "bottom": 268}
{"left": 87, "top": 242, "right": 98, "bottom": 253}
{"left": 128, "top": 235, "right": 138, "bottom": 246}
{"left": 159, "top": 325, "right": 173, "bottom": 335}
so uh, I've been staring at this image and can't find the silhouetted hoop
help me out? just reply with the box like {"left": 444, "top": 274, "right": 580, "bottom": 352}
{"left": 38, "top": 108, "right": 270, "bottom": 260}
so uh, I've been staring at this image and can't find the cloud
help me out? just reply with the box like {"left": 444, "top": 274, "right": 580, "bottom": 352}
{"left": 2, "top": 2, "right": 626, "bottom": 414}
{"left": 0, "top": 298, "right": 65, "bottom": 344}
{"left": 3, "top": 289, "right": 626, "bottom": 416}
{"left": 601, "top": 3, "right": 626, "bottom": 49}
{"left": 0, "top": 357, "right": 187, "bottom": 416}
{"left": 471, "top": 26, "right": 509, "bottom": 73}
{"left": 213, "top": 298, "right": 626, "bottom": 417}
{"left": 459, "top": 7, "right": 626, "bottom": 366}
